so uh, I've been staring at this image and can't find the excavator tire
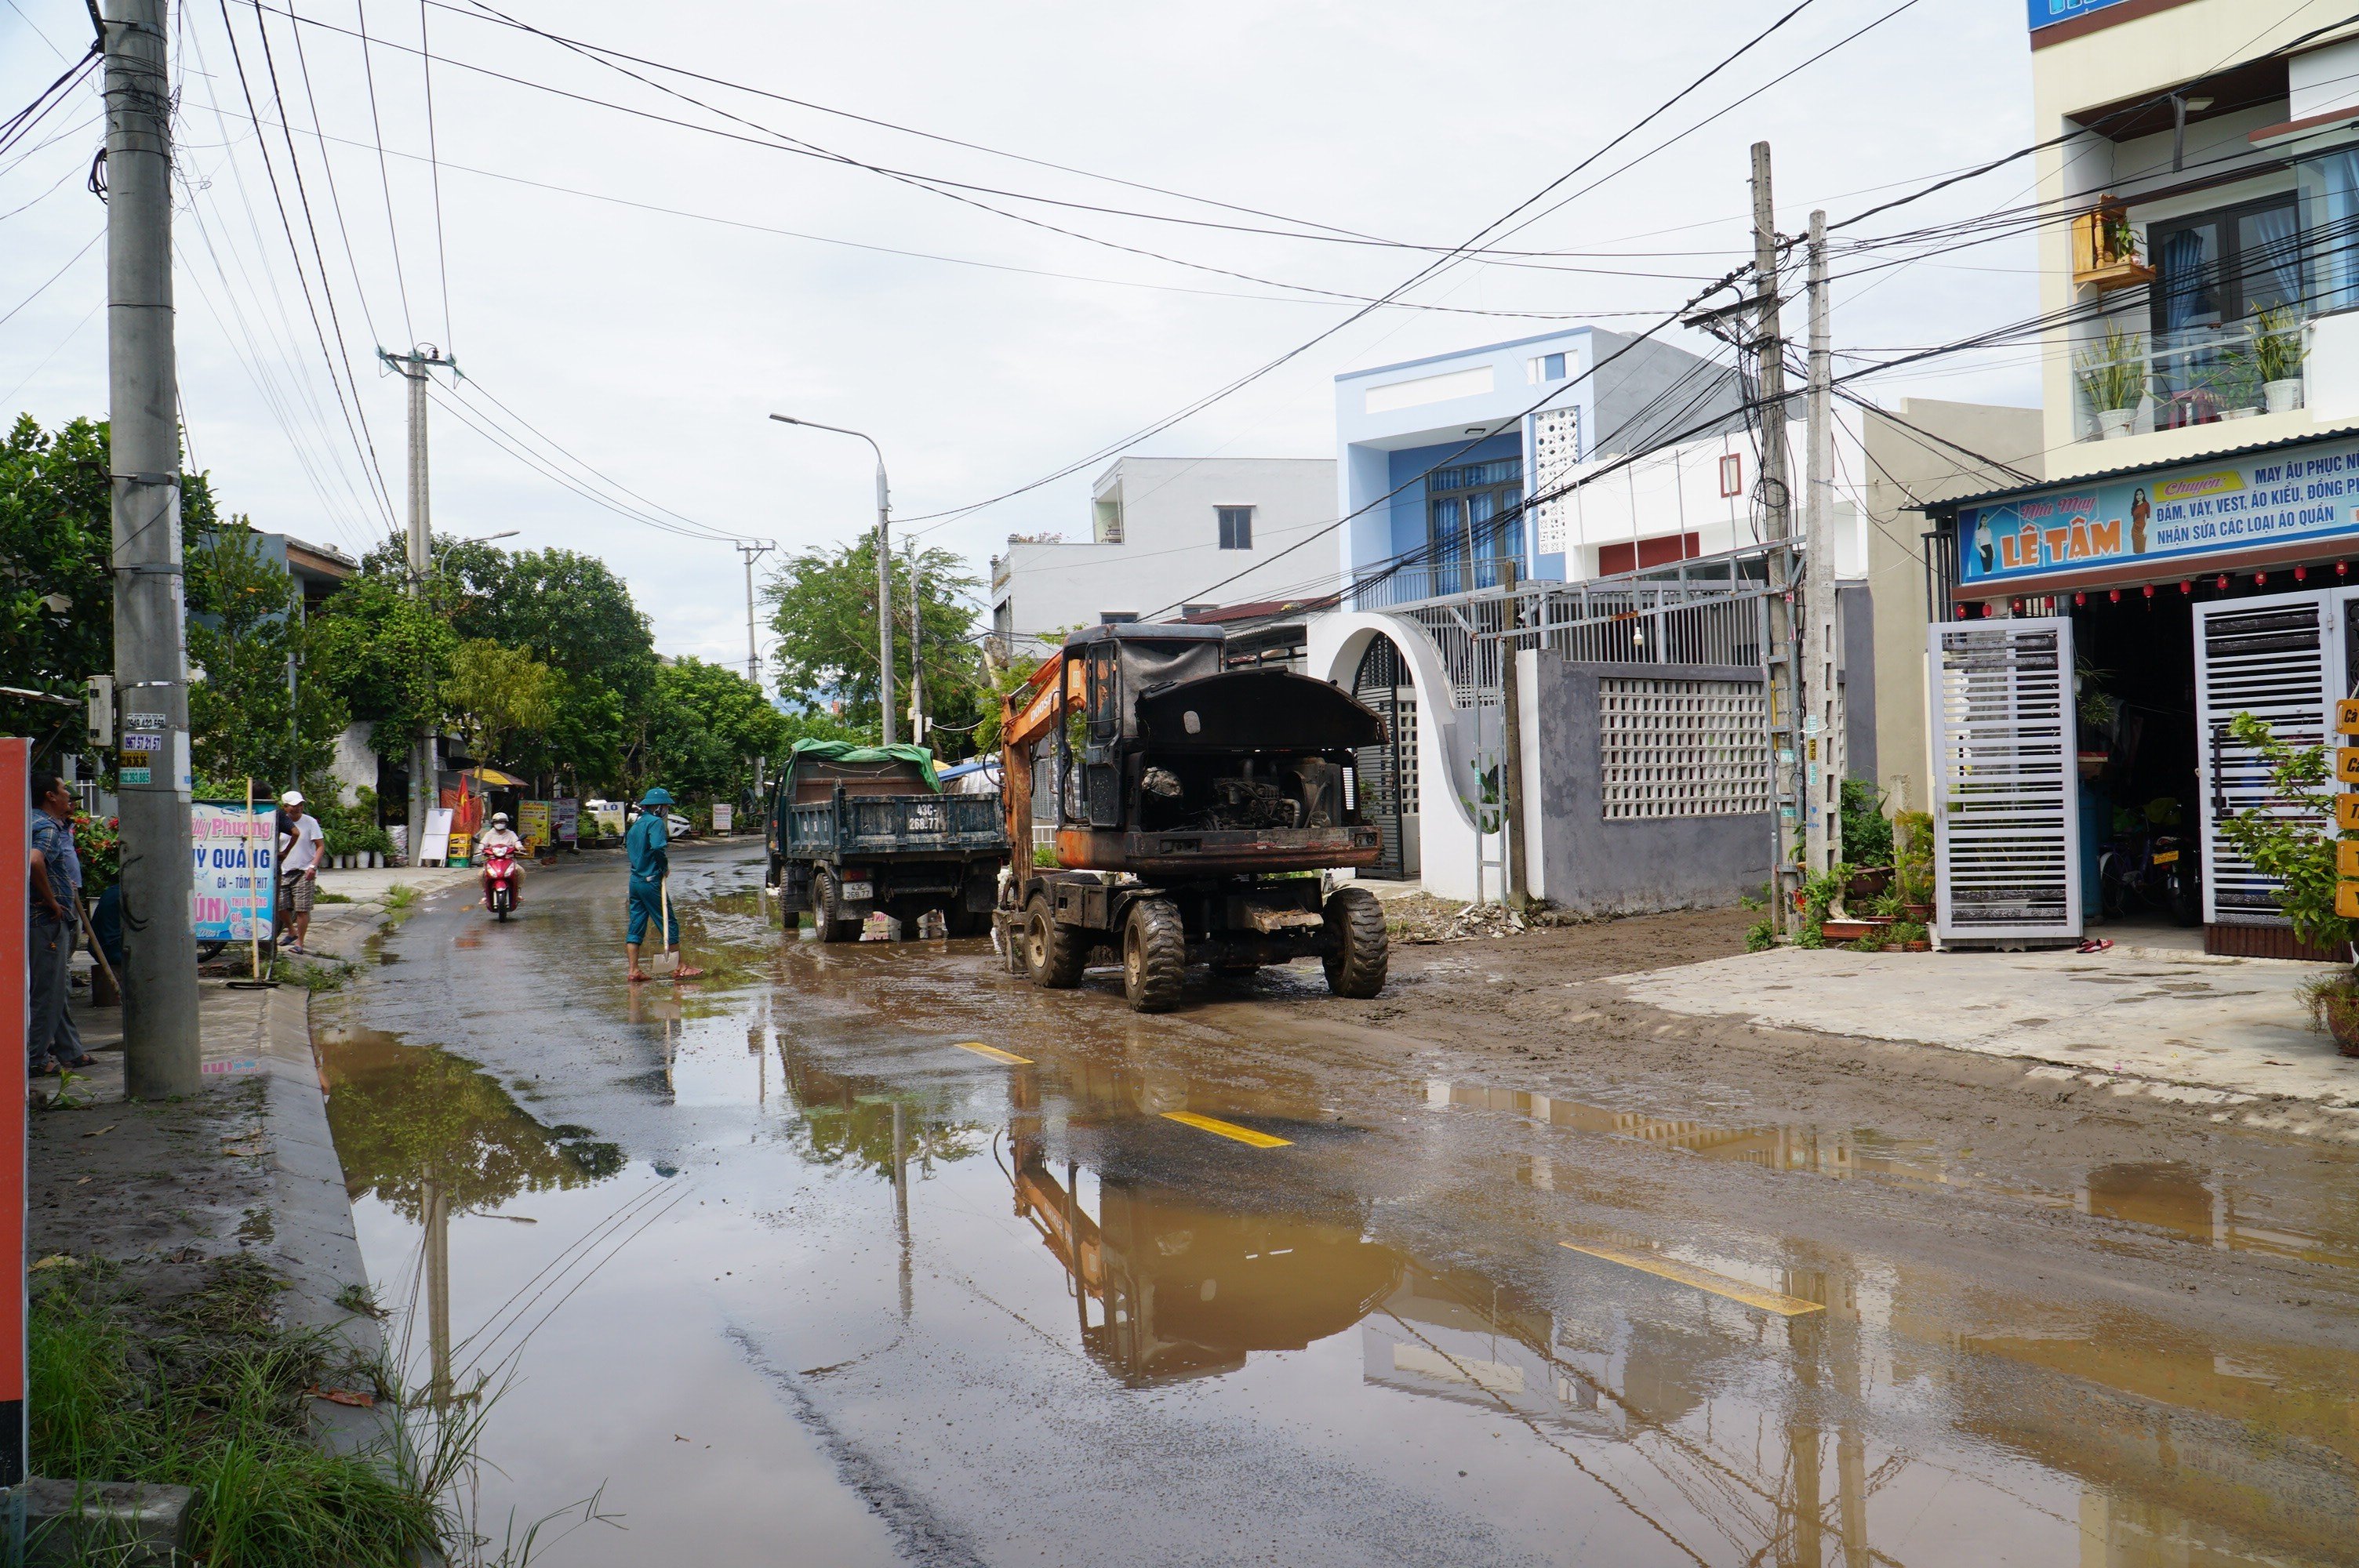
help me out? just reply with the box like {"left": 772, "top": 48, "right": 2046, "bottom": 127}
{"left": 813, "top": 869, "right": 863, "bottom": 944}
{"left": 1023, "top": 896, "right": 1086, "bottom": 989}
{"left": 1321, "top": 887, "right": 1388, "bottom": 999}
{"left": 1122, "top": 898, "right": 1187, "bottom": 1013}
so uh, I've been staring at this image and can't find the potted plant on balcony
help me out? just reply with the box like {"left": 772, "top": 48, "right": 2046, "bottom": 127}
{"left": 2214, "top": 339, "right": 2264, "bottom": 420}
{"left": 2255, "top": 306, "right": 2306, "bottom": 414}
{"left": 2075, "top": 324, "right": 2146, "bottom": 439}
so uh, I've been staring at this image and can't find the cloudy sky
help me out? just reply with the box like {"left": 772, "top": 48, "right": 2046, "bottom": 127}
{"left": 0, "top": 0, "right": 2041, "bottom": 666}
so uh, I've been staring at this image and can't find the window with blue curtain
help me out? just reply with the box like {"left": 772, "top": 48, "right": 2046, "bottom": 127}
{"left": 1425, "top": 457, "right": 1523, "bottom": 593}
{"left": 2147, "top": 191, "right": 2301, "bottom": 425}
{"left": 2300, "top": 148, "right": 2359, "bottom": 315}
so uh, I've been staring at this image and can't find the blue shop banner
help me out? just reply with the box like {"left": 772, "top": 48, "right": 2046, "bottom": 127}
{"left": 1958, "top": 436, "right": 2359, "bottom": 590}
{"left": 2027, "top": 0, "right": 2134, "bottom": 31}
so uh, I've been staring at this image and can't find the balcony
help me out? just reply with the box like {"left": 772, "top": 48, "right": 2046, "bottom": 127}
{"left": 2071, "top": 317, "right": 2310, "bottom": 447}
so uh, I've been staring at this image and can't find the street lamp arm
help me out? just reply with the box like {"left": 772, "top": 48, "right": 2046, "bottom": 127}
{"left": 769, "top": 413, "right": 887, "bottom": 495}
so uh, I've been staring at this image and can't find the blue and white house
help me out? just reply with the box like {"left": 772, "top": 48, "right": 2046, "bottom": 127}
{"left": 1330, "top": 328, "right": 1750, "bottom": 606}
{"left": 1309, "top": 328, "right": 1761, "bottom": 900}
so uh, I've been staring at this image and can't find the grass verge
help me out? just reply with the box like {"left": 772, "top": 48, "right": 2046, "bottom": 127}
{"left": 31, "top": 1256, "right": 442, "bottom": 1567}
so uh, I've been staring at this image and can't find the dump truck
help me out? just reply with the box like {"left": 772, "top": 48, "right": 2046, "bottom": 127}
{"left": 995, "top": 622, "right": 1389, "bottom": 1011}
{"left": 765, "top": 739, "right": 1005, "bottom": 942}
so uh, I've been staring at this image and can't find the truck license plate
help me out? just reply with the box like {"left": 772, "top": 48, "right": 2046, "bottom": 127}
{"left": 910, "top": 804, "right": 943, "bottom": 831}
{"left": 841, "top": 880, "right": 874, "bottom": 901}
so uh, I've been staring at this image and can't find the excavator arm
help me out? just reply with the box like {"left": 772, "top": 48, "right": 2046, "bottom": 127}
{"left": 999, "top": 649, "right": 1077, "bottom": 873}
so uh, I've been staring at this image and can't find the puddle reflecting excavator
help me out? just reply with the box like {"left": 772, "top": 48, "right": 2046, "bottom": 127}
{"left": 995, "top": 623, "right": 1391, "bottom": 1011}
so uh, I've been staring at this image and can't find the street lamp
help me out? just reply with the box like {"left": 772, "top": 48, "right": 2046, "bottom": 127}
{"left": 770, "top": 415, "right": 896, "bottom": 744}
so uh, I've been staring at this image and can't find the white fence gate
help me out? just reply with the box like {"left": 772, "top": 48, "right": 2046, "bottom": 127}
{"left": 1927, "top": 617, "right": 2081, "bottom": 944}
{"left": 2193, "top": 589, "right": 2347, "bottom": 927}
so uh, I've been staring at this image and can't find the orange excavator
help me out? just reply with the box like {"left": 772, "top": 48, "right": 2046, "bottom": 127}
{"left": 994, "top": 622, "right": 1390, "bottom": 1011}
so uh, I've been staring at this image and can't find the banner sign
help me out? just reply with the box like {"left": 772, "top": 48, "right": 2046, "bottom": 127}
{"left": 1957, "top": 435, "right": 2359, "bottom": 591}
{"left": 2027, "top": 0, "right": 2135, "bottom": 31}
{"left": 419, "top": 807, "right": 453, "bottom": 865}
{"left": 518, "top": 800, "right": 551, "bottom": 849}
{"left": 553, "top": 798, "right": 579, "bottom": 844}
{"left": 711, "top": 803, "right": 734, "bottom": 833}
{"left": 191, "top": 802, "right": 275, "bottom": 942}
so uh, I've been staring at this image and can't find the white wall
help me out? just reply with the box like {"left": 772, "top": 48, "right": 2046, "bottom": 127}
{"left": 991, "top": 456, "right": 1335, "bottom": 652}
{"left": 1307, "top": 610, "right": 1488, "bottom": 902}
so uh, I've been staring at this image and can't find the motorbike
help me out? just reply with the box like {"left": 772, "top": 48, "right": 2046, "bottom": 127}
{"left": 482, "top": 844, "right": 522, "bottom": 922}
{"left": 2098, "top": 824, "right": 2201, "bottom": 926}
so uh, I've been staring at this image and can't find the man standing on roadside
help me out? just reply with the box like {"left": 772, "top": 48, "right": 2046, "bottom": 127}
{"left": 624, "top": 787, "right": 701, "bottom": 982}
{"left": 27, "top": 771, "right": 94, "bottom": 1075}
{"left": 276, "top": 788, "right": 324, "bottom": 955}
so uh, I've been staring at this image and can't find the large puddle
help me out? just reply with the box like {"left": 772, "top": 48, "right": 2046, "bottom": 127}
{"left": 319, "top": 875, "right": 2359, "bottom": 1566}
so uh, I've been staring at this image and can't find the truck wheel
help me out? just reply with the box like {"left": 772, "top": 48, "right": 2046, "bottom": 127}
{"left": 1023, "top": 897, "right": 1085, "bottom": 989}
{"left": 814, "top": 869, "right": 862, "bottom": 944}
{"left": 1321, "top": 887, "right": 1388, "bottom": 999}
{"left": 1122, "top": 898, "right": 1186, "bottom": 1014}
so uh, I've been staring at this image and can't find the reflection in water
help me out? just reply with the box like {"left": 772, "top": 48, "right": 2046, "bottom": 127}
{"left": 1440, "top": 1079, "right": 2354, "bottom": 1268}
{"left": 322, "top": 1023, "right": 625, "bottom": 1403}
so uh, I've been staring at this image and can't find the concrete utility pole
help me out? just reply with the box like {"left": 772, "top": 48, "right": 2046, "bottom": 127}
{"left": 380, "top": 345, "right": 456, "bottom": 862}
{"left": 1803, "top": 210, "right": 1844, "bottom": 878}
{"left": 905, "top": 539, "right": 924, "bottom": 746}
{"left": 768, "top": 416, "right": 894, "bottom": 743}
{"left": 737, "top": 541, "right": 775, "bottom": 687}
{"left": 105, "top": 0, "right": 201, "bottom": 1098}
{"left": 1752, "top": 141, "right": 1803, "bottom": 935}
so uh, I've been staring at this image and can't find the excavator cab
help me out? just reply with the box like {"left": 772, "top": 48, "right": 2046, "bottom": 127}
{"left": 998, "top": 624, "right": 1390, "bottom": 1012}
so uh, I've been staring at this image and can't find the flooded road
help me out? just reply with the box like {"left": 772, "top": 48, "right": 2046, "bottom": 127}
{"left": 323, "top": 842, "right": 2359, "bottom": 1566}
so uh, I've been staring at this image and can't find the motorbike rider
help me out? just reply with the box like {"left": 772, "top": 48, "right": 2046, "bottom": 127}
{"left": 476, "top": 811, "right": 526, "bottom": 910}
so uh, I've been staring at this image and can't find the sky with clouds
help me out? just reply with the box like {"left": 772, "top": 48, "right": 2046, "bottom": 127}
{"left": 0, "top": 0, "right": 2045, "bottom": 668}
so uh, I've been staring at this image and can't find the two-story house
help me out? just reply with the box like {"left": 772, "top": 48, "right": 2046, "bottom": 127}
{"left": 1926, "top": 0, "right": 2359, "bottom": 954}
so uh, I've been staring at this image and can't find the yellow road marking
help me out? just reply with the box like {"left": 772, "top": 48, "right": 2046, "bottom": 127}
{"left": 1560, "top": 1241, "right": 1824, "bottom": 1316}
{"left": 952, "top": 1041, "right": 1032, "bottom": 1065}
{"left": 1161, "top": 1111, "right": 1292, "bottom": 1149}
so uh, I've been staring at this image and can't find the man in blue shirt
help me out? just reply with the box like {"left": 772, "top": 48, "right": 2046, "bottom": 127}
{"left": 27, "top": 771, "right": 95, "bottom": 1074}
{"left": 624, "top": 787, "right": 701, "bottom": 982}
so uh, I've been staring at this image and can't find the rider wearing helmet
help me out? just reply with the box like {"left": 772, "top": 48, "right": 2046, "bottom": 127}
{"left": 476, "top": 811, "right": 526, "bottom": 909}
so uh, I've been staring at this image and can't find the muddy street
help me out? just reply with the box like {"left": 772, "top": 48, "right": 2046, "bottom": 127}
{"left": 321, "top": 841, "right": 2359, "bottom": 1566}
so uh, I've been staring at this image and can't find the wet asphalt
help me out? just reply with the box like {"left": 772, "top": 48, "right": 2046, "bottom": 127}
{"left": 321, "top": 840, "right": 2359, "bottom": 1566}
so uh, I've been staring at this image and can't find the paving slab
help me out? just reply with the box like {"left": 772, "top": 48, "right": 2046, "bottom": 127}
{"left": 1614, "top": 942, "right": 2359, "bottom": 1118}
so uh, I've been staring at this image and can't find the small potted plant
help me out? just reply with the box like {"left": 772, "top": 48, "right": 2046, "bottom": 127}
{"left": 2215, "top": 712, "right": 2359, "bottom": 1054}
{"left": 2076, "top": 323, "right": 2146, "bottom": 439}
{"left": 1893, "top": 810, "right": 1935, "bottom": 921}
{"left": 2254, "top": 306, "right": 2306, "bottom": 415}
{"left": 2215, "top": 339, "right": 2264, "bottom": 419}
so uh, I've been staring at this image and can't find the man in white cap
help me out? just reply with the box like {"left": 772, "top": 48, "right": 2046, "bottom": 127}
{"left": 275, "top": 788, "right": 324, "bottom": 953}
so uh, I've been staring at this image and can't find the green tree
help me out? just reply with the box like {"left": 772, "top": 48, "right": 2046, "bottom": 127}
{"left": 307, "top": 575, "right": 458, "bottom": 761}
{"left": 764, "top": 537, "right": 984, "bottom": 751}
{"left": 442, "top": 638, "right": 555, "bottom": 768}
{"left": 184, "top": 528, "right": 347, "bottom": 792}
{"left": 642, "top": 657, "right": 792, "bottom": 804}
{"left": 0, "top": 415, "right": 217, "bottom": 749}
{"left": 359, "top": 536, "right": 657, "bottom": 793}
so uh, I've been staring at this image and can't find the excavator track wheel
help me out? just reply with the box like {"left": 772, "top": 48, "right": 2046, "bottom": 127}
{"left": 1122, "top": 898, "right": 1187, "bottom": 1014}
{"left": 1024, "top": 896, "right": 1086, "bottom": 989}
{"left": 1321, "top": 887, "right": 1388, "bottom": 999}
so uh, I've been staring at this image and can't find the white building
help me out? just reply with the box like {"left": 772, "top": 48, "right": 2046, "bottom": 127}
{"left": 989, "top": 456, "right": 1336, "bottom": 657}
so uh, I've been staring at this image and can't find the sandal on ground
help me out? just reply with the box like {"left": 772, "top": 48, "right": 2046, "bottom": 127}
{"left": 2076, "top": 938, "right": 2113, "bottom": 954}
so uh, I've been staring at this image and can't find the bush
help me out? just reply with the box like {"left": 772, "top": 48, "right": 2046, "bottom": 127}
{"left": 1841, "top": 778, "right": 1893, "bottom": 868}
{"left": 1894, "top": 810, "right": 1936, "bottom": 905}
{"left": 2216, "top": 712, "right": 2358, "bottom": 956}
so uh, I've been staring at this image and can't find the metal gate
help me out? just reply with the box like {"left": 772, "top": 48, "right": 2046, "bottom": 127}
{"left": 2193, "top": 589, "right": 2347, "bottom": 927}
{"left": 1927, "top": 616, "right": 2081, "bottom": 943}
{"left": 1351, "top": 634, "right": 1418, "bottom": 880}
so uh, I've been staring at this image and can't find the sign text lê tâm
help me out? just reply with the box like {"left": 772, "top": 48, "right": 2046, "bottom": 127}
{"left": 1957, "top": 437, "right": 2359, "bottom": 592}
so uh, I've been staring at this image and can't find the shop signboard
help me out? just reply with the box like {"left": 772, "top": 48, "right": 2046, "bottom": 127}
{"left": 191, "top": 802, "right": 274, "bottom": 942}
{"left": 711, "top": 803, "right": 734, "bottom": 833}
{"left": 553, "top": 798, "right": 578, "bottom": 844}
{"left": 1957, "top": 435, "right": 2359, "bottom": 593}
{"left": 419, "top": 807, "right": 453, "bottom": 865}
{"left": 518, "top": 800, "right": 551, "bottom": 850}
{"left": 2027, "top": 0, "right": 2134, "bottom": 32}
{"left": 2340, "top": 703, "right": 2359, "bottom": 919}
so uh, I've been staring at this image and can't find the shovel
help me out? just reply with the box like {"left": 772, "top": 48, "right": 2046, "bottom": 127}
{"left": 645, "top": 877, "right": 680, "bottom": 978}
